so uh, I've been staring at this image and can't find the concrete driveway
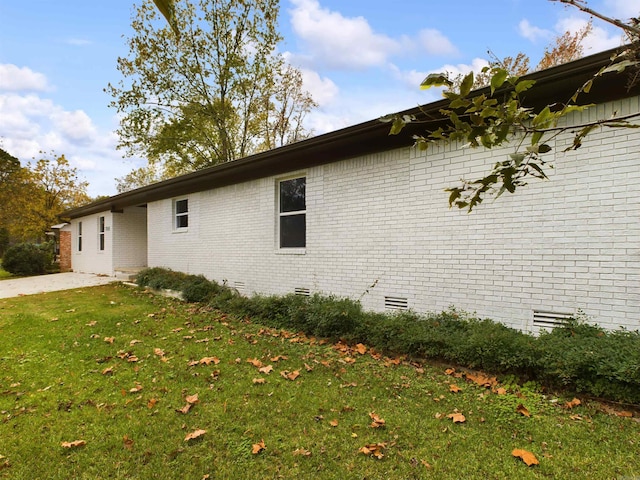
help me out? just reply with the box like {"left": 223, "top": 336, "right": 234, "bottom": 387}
{"left": 0, "top": 272, "right": 117, "bottom": 299}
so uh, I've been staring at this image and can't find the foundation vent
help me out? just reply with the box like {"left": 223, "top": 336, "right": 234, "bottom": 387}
{"left": 384, "top": 296, "right": 408, "bottom": 310}
{"left": 234, "top": 281, "right": 246, "bottom": 293}
{"left": 294, "top": 287, "right": 311, "bottom": 296}
{"left": 532, "top": 310, "right": 573, "bottom": 329}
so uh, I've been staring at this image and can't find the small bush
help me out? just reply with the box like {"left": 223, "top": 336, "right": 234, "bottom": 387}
{"left": 181, "top": 275, "right": 221, "bottom": 303}
{"left": 2, "top": 242, "right": 52, "bottom": 276}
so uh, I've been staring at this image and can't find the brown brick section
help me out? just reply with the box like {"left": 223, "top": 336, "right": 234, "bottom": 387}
{"left": 59, "top": 230, "right": 72, "bottom": 272}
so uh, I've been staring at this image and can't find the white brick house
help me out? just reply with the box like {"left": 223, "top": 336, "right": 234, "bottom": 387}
{"left": 63, "top": 48, "right": 640, "bottom": 332}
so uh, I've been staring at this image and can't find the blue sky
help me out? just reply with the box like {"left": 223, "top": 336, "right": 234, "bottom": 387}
{"left": 0, "top": 0, "right": 637, "bottom": 196}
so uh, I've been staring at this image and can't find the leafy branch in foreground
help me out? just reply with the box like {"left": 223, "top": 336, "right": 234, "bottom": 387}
{"left": 385, "top": 48, "right": 640, "bottom": 211}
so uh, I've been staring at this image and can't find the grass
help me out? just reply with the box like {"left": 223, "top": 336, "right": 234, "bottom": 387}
{"left": 0, "top": 284, "right": 638, "bottom": 479}
{"left": 0, "top": 266, "right": 11, "bottom": 280}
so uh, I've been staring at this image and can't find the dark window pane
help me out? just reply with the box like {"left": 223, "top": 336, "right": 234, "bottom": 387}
{"left": 280, "top": 214, "right": 305, "bottom": 248}
{"left": 78, "top": 237, "right": 82, "bottom": 252}
{"left": 176, "top": 199, "right": 188, "bottom": 214}
{"left": 78, "top": 222, "right": 82, "bottom": 235}
{"left": 280, "top": 178, "right": 305, "bottom": 213}
{"left": 176, "top": 215, "right": 188, "bottom": 229}
{"left": 99, "top": 234, "right": 105, "bottom": 251}
{"left": 99, "top": 216, "right": 105, "bottom": 232}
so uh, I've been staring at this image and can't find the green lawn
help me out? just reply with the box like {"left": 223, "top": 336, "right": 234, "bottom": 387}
{"left": 0, "top": 266, "right": 11, "bottom": 280}
{"left": 0, "top": 284, "right": 638, "bottom": 479}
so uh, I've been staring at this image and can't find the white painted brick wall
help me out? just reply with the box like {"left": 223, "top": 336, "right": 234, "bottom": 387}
{"left": 113, "top": 206, "right": 148, "bottom": 269}
{"left": 70, "top": 212, "right": 113, "bottom": 275}
{"left": 139, "top": 95, "right": 639, "bottom": 332}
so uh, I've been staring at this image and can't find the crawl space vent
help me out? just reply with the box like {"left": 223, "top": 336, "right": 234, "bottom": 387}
{"left": 294, "top": 287, "right": 311, "bottom": 296}
{"left": 532, "top": 310, "right": 573, "bottom": 329}
{"left": 384, "top": 296, "right": 408, "bottom": 310}
{"left": 233, "top": 281, "right": 245, "bottom": 293}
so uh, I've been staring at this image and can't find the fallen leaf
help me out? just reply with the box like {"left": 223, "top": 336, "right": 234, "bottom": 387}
{"left": 565, "top": 398, "right": 581, "bottom": 409}
{"left": 449, "top": 384, "right": 462, "bottom": 393}
{"left": 147, "top": 398, "right": 157, "bottom": 409}
{"left": 154, "top": 348, "right": 165, "bottom": 357}
{"left": 444, "top": 368, "right": 456, "bottom": 375}
{"left": 280, "top": 370, "right": 300, "bottom": 381}
{"left": 184, "top": 429, "right": 206, "bottom": 442}
{"left": 86, "top": 321, "right": 97, "bottom": 326}
{"left": 176, "top": 403, "right": 192, "bottom": 414}
{"left": 369, "top": 412, "right": 386, "bottom": 428}
{"left": 359, "top": 442, "right": 386, "bottom": 459}
{"left": 252, "top": 378, "right": 266, "bottom": 384}
{"left": 130, "top": 339, "right": 141, "bottom": 346}
{"left": 329, "top": 419, "right": 339, "bottom": 427}
{"left": 466, "top": 372, "right": 498, "bottom": 388}
{"left": 252, "top": 439, "right": 266, "bottom": 455}
{"left": 104, "top": 337, "right": 115, "bottom": 344}
{"left": 516, "top": 404, "right": 531, "bottom": 417}
{"left": 495, "top": 387, "right": 507, "bottom": 395}
{"left": 447, "top": 413, "right": 466, "bottom": 423}
{"left": 186, "top": 393, "right": 199, "bottom": 404}
{"left": 354, "top": 343, "right": 367, "bottom": 355}
{"left": 292, "top": 448, "right": 312, "bottom": 456}
{"left": 101, "top": 366, "right": 114, "bottom": 375}
{"left": 199, "top": 357, "right": 220, "bottom": 366}
{"left": 123, "top": 435, "right": 134, "bottom": 450}
{"left": 61, "top": 440, "right": 86, "bottom": 449}
{"left": 512, "top": 448, "right": 539, "bottom": 466}
{"left": 258, "top": 365, "right": 273, "bottom": 374}
{"left": 127, "top": 355, "right": 139, "bottom": 363}
{"left": 247, "top": 358, "right": 263, "bottom": 368}
{"left": 129, "top": 384, "right": 143, "bottom": 393}
{"left": 270, "top": 355, "right": 288, "bottom": 362}
{"left": 304, "top": 363, "right": 314, "bottom": 372}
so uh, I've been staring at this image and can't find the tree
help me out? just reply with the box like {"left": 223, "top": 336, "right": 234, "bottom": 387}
{"left": 115, "top": 164, "right": 169, "bottom": 193}
{"left": 386, "top": 1, "right": 640, "bottom": 211}
{"left": 8, "top": 153, "right": 90, "bottom": 241}
{"left": 107, "top": 0, "right": 316, "bottom": 180}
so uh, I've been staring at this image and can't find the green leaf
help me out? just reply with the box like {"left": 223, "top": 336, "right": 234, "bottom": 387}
{"left": 459, "top": 72, "right": 474, "bottom": 96}
{"left": 532, "top": 106, "right": 553, "bottom": 129}
{"left": 531, "top": 131, "right": 543, "bottom": 146}
{"left": 420, "top": 73, "right": 453, "bottom": 90}
{"left": 599, "top": 59, "right": 638, "bottom": 75}
{"left": 389, "top": 117, "right": 405, "bottom": 135}
{"left": 538, "top": 144, "right": 552, "bottom": 154}
{"left": 490, "top": 69, "right": 509, "bottom": 95}
{"left": 515, "top": 79, "right": 536, "bottom": 94}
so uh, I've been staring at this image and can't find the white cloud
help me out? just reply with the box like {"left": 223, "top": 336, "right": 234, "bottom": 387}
{"left": 0, "top": 87, "right": 140, "bottom": 197}
{"left": 418, "top": 29, "right": 458, "bottom": 56}
{"left": 299, "top": 68, "right": 339, "bottom": 106}
{"left": 288, "top": 0, "right": 402, "bottom": 69}
{"left": 555, "top": 16, "right": 623, "bottom": 54}
{"left": 603, "top": 0, "right": 640, "bottom": 19}
{"left": 0, "top": 64, "right": 50, "bottom": 92}
{"left": 429, "top": 58, "right": 490, "bottom": 83}
{"left": 518, "top": 19, "right": 553, "bottom": 43}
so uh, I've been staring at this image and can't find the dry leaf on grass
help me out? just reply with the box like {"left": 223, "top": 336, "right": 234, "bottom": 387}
{"left": 449, "top": 384, "right": 462, "bottom": 393}
{"left": 185, "top": 393, "right": 199, "bottom": 404}
{"left": 354, "top": 343, "right": 367, "bottom": 355}
{"left": 252, "top": 378, "right": 266, "bottom": 384}
{"left": 280, "top": 370, "right": 300, "bottom": 381}
{"left": 565, "top": 398, "right": 581, "bottom": 409}
{"left": 123, "top": 435, "right": 134, "bottom": 450}
{"left": 369, "top": 412, "right": 386, "bottom": 428}
{"left": 329, "top": 419, "right": 339, "bottom": 427}
{"left": 516, "top": 404, "right": 531, "bottom": 417}
{"left": 252, "top": 439, "right": 266, "bottom": 455}
{"left": 61, "top": 440, "right": 86, "bottom": 449}
{"left": 359, "top": 442, "right": 386, "bottom": 459}
{"left": 292, "top": 448, "right": 312, "bottom": 456}
{"left": 176, "top": 403, "right": 192, "bottom": 414}
{"left": 184, "top": 429, "right": 206, "bottom": 442}
{"left": 512, "top": 448, "right": 539, "bottom": 466}
{"left": 258, "top": 365, "right": 273, "bottom": 374}
{"left": 447, "top": 412, "right": 466, "bottom": 423}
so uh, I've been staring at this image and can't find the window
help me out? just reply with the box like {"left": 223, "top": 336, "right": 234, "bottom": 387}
{"left": 174, "top": 198, "right": 188, "bottom": 229}
{"left": 98, "top": 216, "right": 105, "bottom": 251}
{"left": 278, "top": 177, "right": 306, "bottom": 248}
{"left": 77, "top": 221, "right": 83, "bottom": 252}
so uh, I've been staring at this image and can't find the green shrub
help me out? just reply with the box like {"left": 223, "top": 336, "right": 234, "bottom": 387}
{"left": 181, "top": 275, "right": 221, "bottom": 303}
{"left": 2, "top": 242, "right": 52, "bottom": 276}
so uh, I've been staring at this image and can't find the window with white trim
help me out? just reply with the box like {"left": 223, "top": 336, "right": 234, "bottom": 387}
{"left": 98, "top": 216, "right": 105, "bottom": 251}
{"left": 77, "top": 221, "right": 83, "bottom": 252}
{"left": 174, "top": 198, "right": 188, "bottom": 229}
{"left": 278, "top": 177, "right": 306, "bottom": 248}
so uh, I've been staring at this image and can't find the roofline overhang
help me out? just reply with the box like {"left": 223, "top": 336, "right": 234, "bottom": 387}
{"left": 63, "top": 46, "right": 638, "bottom": 219}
